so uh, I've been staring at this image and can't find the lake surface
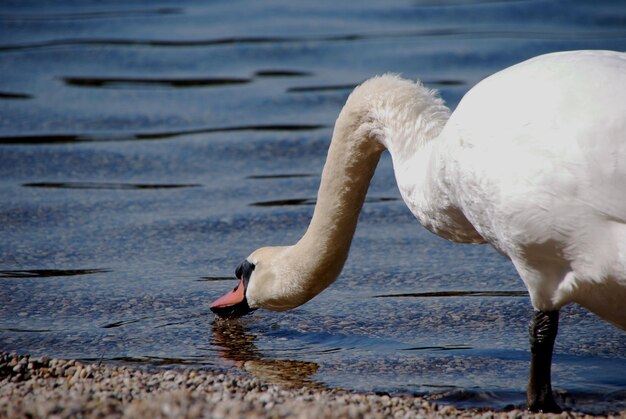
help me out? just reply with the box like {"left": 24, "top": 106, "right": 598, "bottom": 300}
{"left": 1, "top": 0, "right": 625, "bottom": 413}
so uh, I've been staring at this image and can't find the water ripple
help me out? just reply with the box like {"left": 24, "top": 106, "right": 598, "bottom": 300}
{"left": 2, "top": 29, "right": 624, "bottom": 52}
{"left": 251, "top": 196, "right": 398, "bottom": 207}
{"left": 0, "top": 7, "right": 182, "bottom": 22}
{"left": 62, "top": 76, "right": 250, "bottom": 89}
{"left": 22, "top": 182, "right": 201, "bottom": 190}
{"left": 101, "top": 316, "right": 150, "bottom": 329}
{"left": 254, "top": 70, "right": 312, "bottom": 77}
{"left": 0, "top": 91, "right": 32, "bottom": 100}
{"left": 246, "top": 174, "right": 315, "bottom": 180}
{"left": 0, "top": 269, "right": 110, "bottom": 279}
{"left": 0, "top": 124, "right": 327, "bottom": 144}
{"left": 0, "top": 328, "right": 56, "bottom": 333}
{"left": 373, "top": 290, "right": 528, "bottom": 298}
{"left": 196, "top": 276, "right": 233, "bottom": 282}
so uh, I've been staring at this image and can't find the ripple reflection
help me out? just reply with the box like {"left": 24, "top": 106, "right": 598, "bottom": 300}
{"left": 210, "top": 320, "right": 323, "bottom": 388}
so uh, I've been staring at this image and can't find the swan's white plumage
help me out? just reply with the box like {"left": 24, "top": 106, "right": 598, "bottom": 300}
{"left": 244, "top": 50, "right": 626, "bottom": 330}
{"left": 436, "top": 51, "right": 626, "bottom": 325}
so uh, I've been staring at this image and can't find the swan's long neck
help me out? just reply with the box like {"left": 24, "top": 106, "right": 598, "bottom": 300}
{"left": 283, "top": 75, "right": 453, "bottom": 304}
{"left": 290, "top": 110, "right": 385, "bottom": 299}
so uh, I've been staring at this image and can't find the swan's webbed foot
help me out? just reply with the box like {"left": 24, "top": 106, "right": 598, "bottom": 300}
{"left": 527, "top": 310, "right": 562, "bottom": 413}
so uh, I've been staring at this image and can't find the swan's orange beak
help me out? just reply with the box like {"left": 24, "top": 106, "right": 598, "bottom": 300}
{"left": 211, "top": 260, "right": 256, "bottom": 319}
{"left": 211, "top": 278, "right": 245, "bottom": 309}
{"left": 210, "top": 278, "right": 254, "bottom": 319}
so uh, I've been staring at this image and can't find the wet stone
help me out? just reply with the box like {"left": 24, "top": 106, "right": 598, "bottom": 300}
{"left": 1, "top": 352, "right": 621, "bottom": 418}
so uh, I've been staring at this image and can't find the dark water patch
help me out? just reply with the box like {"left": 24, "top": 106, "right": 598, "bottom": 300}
{"left": 155, "top": 321, "right": 189, "bottom": 328}
{"left": 251, "top": 198, "right": 314, "bottom": 207}
{"left": 62, "top": 76, "right": 251, "bottom": 89}
{"left": 254, "top": 70, "right": 312, "bottom": 77}
{"left": 246, "top": 173, "right": 315, "bottom": 180}
{"left": 0, "top": 134, "right": 87, "bottom": 144}
{"left": 134, "top": 124, "right": 327, "bottom": 140}
{"left": 0, "top": 7, "right": 181, "bottom": 22}
{"left": 0, "top": 269, "right": 110, "bottom": 279}
{"left": 367, "top": 197, "right": 399, "bottom": 203}
{"left": 251, "top": 196, "right": 398, "bottom": 207}
{"left": 0, "top": 124, "right": 326, "bottom": 145}
{"left": 373, "top": 290, "right": 528, "bottom": 298}
{"left": 402, "top": 344, "right": 473, "bottom": 351}
{"left": 101, "top": 316, "right": 149, "bottom": 329}
{"left": 0, "top": 91, "right": 32, "bottom": 100}
{"left": 0, "top": 132, "right": 133, "bottom": 144}
{"left": 324, "top": 34, "right": 368, "bottom": 42}
{"left": 287, "top": 83, "right": 358, "bottom": 93}
{"left": 0, "top": 36, "right": 290, "bottom": 52}
{"left": 250, "top": 198, "right": 316, "bottom": 207}
{"left": 145, "top": 36, "right": 290, "bottom": 47}
{"left": 23, "top": 182, "right": 201, "bottom": 190}
{"left": 198, "top": 277, "right": 232, "bottom": 282}
{"left": 0, "top": 328, "right": 55, "bottom": 333}
{"left": 425, "top": 79, "right": 465, "bottom": 87}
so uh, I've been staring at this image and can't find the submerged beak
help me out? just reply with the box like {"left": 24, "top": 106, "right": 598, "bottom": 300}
{"left": 210, "top": 278, "right": 255, "bottom": 319}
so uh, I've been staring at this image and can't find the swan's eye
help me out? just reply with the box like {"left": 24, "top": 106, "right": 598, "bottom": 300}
{"left": 234, "top": 260, "right": 255, "bottom": 283}
{"left": 241, "top": 261, "right": 255, "bottom": 287}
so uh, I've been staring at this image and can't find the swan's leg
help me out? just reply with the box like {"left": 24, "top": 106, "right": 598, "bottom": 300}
{"left": 527, "top": 310, "right": 562, "bottom": 413}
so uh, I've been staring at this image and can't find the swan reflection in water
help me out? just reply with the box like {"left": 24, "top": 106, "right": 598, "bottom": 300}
{"left": 210, "top": 319, "right": 323, "bottom": 389}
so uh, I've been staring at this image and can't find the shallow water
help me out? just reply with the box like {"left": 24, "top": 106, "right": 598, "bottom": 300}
{"left": 1, "top": 0, "right": 625, "bottom": 413}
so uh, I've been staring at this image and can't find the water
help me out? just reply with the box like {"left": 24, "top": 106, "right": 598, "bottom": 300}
{"left": 1, "top": 0, "right": 625, "bottom": 413}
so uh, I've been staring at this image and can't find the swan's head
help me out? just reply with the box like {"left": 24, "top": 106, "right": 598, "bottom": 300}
{"left": 211, "top": 246, "right": 306, "bottom": 319}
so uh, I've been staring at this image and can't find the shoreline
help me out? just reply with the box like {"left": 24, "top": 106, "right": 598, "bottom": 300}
{"left": 1, "top": 352, "right": 623, "bottom": 418}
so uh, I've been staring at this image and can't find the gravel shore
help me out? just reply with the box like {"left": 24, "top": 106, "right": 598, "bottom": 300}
{"left": 0, "top": 352, "right": 623, "bottom": 418}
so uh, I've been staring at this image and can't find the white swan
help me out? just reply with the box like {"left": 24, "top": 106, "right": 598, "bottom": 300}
{"left": 211, "top": 50, "right": 626, "bottom": 412}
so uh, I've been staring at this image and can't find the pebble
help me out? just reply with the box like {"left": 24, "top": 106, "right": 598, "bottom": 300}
{"left": 0, "top": 352, "right": 620, "bottom": 418}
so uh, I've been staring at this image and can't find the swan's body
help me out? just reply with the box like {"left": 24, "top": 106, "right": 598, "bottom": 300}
{"left": 404, "top": 50, "right": 626, "bottom": 326}
{"left": 212, "top": 50, "right": 626, "bottom": 412}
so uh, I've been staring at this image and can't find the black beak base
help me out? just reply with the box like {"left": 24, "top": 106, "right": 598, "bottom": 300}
{"left": 210, "top": 298, "right": 255, "bottom": 319}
